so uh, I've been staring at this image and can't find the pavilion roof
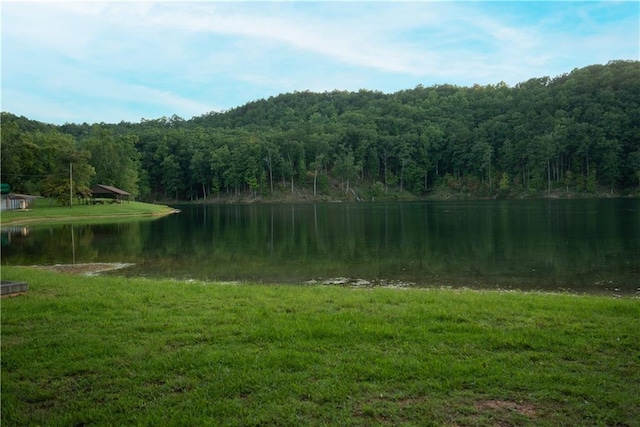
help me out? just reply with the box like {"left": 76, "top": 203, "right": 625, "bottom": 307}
{"left": 90, "top": 184, "right": 131, "bottom": 196}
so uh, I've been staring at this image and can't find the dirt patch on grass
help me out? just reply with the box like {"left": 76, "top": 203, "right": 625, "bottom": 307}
{"left": 474, "top": 399, "right": 537, "bottom": 417}
{"left": 30, "top": 263, "right": 134, "bottom": 276}
{"left": 469, "top": 399, "right": 538, "bottom": 426}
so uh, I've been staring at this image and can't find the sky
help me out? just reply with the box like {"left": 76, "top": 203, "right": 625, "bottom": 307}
{"left": 2, "top": 1, "right": 639, "bottom": 125}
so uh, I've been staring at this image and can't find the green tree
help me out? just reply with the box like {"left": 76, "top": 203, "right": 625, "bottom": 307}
{"left": 39, "top": 132, "right": 95, "bottom": 205}
{"left": 0, "top": 120, "right": 39, "bottom": 193}
{"left": 80, "top": 127, "right": 140, "bottom": 197}
{"left": 161, "top": 154, "right": 182, "bottom": 201}
{"left": 333, "top": 146, "right": 359, "bottom": 194}
{"left": 210, "top": 145, "right": 231, "bottom": 195}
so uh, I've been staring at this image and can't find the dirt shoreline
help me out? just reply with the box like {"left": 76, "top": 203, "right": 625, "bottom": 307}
{"left": 30, "top": 263, "right": 134, "bottom": 275}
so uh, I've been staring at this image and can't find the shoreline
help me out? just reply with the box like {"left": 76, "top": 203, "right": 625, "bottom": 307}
{"left": 11, "top": 264, "right": 638, "bottom": 298}
{"left": 0, "top": 211, "right": 176, "bottom": 227}
{"left": 0, "top": 201, "right": 177, "bottom": 227}
{"left": 28, "top": 262, "right": 135, "bottom": 276}
{"left": 152, "top": 190, "right": 638, "bottom": 206}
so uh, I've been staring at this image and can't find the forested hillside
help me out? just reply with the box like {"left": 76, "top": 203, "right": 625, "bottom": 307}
{"left": 2, "top": 60, "right": 639, "bottom": 202}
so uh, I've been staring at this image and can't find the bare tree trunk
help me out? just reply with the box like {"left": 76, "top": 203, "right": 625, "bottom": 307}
{"left": 264, "top": 151, "right": 274, "bottom": 194}
{"left": 547, "top": 158, "right": 551, "bottom": 196}
{"left": 313, "top": 172, "right": 318, "bottom": 196}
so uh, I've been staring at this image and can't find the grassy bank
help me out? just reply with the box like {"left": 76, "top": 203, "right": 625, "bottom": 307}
{"left": 2, "top": 267, "right": 639, "bottom": 426}
{"left": 0, "top": 200, "right": 175, "bottom": 226}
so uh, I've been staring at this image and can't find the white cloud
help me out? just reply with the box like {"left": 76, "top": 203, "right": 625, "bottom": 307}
{"left": 2, "top": 1, "right": 637, "bottom": 124}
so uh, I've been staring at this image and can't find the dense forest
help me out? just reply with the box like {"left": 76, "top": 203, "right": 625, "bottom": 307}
{"left": 2, "top": 60, "right": 639, "bottom": 203}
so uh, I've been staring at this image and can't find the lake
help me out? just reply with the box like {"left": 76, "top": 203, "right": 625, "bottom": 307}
{"left": 2, "top": 199, "right": 639, "bottom": 295}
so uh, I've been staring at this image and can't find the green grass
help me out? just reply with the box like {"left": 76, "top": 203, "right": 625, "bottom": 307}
{"left": 2, "top": 267, "right": 639, "bottom": 426}
{"left": 0, "top": 200, "right": 175, "bottom": 226}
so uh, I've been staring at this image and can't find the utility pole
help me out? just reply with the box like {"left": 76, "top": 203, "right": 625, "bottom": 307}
{"left": 70, "top": 163, "right": 73, "bottom": 208}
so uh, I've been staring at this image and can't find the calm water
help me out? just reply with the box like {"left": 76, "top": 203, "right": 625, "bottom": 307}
{"left": 2, "top": 200, "right": 639, "bottom": 295}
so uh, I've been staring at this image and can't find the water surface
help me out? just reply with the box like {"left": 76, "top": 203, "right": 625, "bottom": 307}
{"left": 3, "top": 199, "right": 639, "bottom": 295}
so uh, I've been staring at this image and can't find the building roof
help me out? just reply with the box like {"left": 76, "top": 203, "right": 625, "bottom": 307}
{"left": 90, "top": 184, "right": 132, "bottom": 196}
{"left": 5, "top": 193, "right": 41, "bottom": 200}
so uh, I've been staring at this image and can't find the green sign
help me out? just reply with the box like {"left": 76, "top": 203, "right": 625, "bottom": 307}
{"left": 0, "top": 183, "right": 10, "bottom": 194}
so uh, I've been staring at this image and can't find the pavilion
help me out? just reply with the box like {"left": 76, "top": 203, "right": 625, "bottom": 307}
{"left": 90, "top": 184, "right": 132, "bottom": 203}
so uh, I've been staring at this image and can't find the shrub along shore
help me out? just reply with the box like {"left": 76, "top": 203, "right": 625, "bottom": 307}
{"left": 1, "top": 267, "right": 638, "bottom": 426}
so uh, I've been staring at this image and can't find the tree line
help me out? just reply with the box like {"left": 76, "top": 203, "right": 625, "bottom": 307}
{"left": 2, "top": 60, "right": 639, "bottom": 203}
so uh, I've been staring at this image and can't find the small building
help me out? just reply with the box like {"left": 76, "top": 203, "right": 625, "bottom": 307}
{"left": 1, "top": 194, "right": 40, "bottom": 211}
{"left": 90, "top": 185, "right": 132, "bottom": 203}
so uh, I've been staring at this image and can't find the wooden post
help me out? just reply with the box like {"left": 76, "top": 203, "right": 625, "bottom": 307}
{"left": 69, "top": 163, "right": 73, "bottom": 208}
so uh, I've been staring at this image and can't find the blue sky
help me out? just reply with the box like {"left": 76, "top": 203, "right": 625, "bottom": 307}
{"left": 2, "top": 1, "right": 638, "bottom": 124}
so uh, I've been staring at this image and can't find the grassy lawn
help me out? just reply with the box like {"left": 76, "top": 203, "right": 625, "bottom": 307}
{"left": 0, "top": 200, "right": 175, "bottom": 226}
{"left": 1, "top": 267, "right": 639, "bottom": 426}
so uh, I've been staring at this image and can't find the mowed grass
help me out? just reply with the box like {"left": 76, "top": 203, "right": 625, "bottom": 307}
{"left": 1, "top": 267, "right": 639, "bottom": 426}
{"left": 0, "top": 200, "right": 174, "bottom": 226}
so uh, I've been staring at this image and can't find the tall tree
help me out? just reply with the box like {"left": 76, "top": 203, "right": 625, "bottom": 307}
{"left": 80, "top": 126, "right": 140, "bottom": 196}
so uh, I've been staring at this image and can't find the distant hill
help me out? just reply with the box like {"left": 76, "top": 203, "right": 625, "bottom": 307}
{"left": 2, "top": 60, "right": 639, "bottom": 202}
